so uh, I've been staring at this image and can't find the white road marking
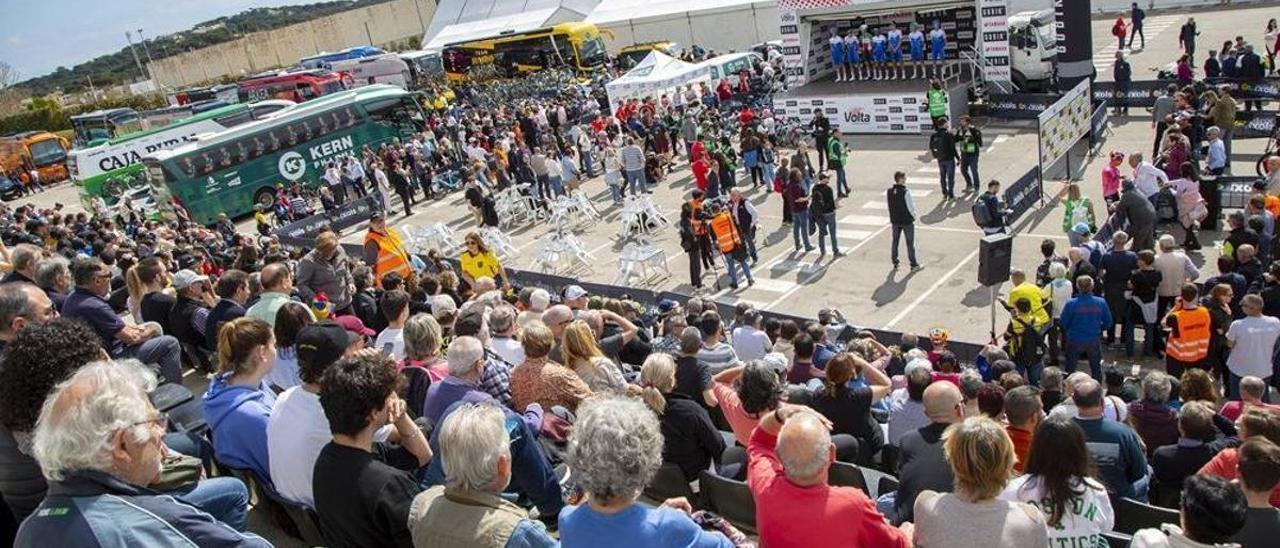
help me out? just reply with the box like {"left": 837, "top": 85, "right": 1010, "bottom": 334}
{"left": 861, "top": 201, "right": 888, "bottom": 209}
{"left": 984, "top": 135, "right": 1011, "bottom": 154}
{"left": 910, "top": 189, "right": 933, "bottom": 198}
{"left": 915, "top": 224, "right": 1069, "bottom": 241}
{"left": 916, "top": 165, "right": 940, "bottom": 174}
{"left": 839, "top": 214, "right": 891, "bottom": 225}
{"left": 905, "top": 177, "right": 938, "bottom": 186}
{"left": 763, "top": 223, "right": 893, "bottom": 311}
{"left": 882, "top": 246, "right": 981, "bottom": 330}
{"left": 750, "top": 277, "right": 798, "bottom": 293}
{"left": 835, "top": 229, "right": 874, "bottom": 241}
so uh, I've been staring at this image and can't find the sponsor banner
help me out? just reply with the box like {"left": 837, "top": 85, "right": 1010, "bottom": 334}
{"left": 1003, "top": 164, "right": 1043, "bottom": 224}
{"left": 786, "top": 93, "right": 931, "bottom": 134}
{"left": 1094, "top": 77, "right": 1280, "bottom": 108}
{"left": 1038, "top": 79, "right": 1092, "bottom": 168}
{"left": 1236, "top": 110, "right": 1278, "bottom": 139}
{"left": 979, "top": 0, "right": 1011, "bottom": 84}
{"left": 987, "top": 92, "right": 1057, "bottom": 119}
{"left": 275, "top": 195, "right": 380, "bottom": 248}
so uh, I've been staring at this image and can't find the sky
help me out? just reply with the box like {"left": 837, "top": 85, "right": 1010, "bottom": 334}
{"left": 0, "top": 0, "right": 335, "bottom": 81}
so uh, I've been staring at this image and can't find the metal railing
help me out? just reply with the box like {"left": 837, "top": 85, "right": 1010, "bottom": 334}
{"left": 959, "top": 47, "right": 1011, "bottom": 94}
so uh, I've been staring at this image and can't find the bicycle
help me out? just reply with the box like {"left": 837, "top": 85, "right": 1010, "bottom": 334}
{"left": 1255, "top": 113, "right": 1280, "bottom": 176}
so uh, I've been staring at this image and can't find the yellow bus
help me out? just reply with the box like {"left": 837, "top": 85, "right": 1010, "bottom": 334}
{"left": 441, "top": 22, "right": 607, "bottom": 82}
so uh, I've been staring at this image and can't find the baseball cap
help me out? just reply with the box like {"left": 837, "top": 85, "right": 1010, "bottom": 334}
{"left": 432, "top": 295, "right": 458, "bottom": 319}
{"left": 657, "top": 298, "right": 681, "bottom": 315}
{"left": 564, "top": 285, "right": 588, "bottom": 300}
{"left": 171, "top": 269, "right": 210, "bottom": 290}
{"left": 454, "top": 307, "right": 486, "bottom": 337}
{"left": 334, "top": 314, "right": 376, "bottom": 337}
{"left": 296, "top": 321, "right": 357, "bottom": 370}
{"left": 1071, "top": 222, "right": 1092, "bottom": 235}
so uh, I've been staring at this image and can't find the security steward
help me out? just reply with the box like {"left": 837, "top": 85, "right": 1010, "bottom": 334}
{"left": 1162, "top": 283, "right": 1211, "bottom": 378}
{"left": 687, "top": 190, "right": 715, "bottom": 272}
{"left": 708, "top": 201, "right": 755, "bottom": 289}
{"left": 363, "top": 212, "right": 413, "bottom": 286}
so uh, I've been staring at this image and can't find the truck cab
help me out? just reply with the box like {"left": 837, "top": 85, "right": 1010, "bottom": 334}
{"left": 1006, "top": 10, "right": 1058, "bottom": 92}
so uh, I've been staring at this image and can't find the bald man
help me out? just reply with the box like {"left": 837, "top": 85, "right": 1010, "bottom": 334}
{"left": 246, "top": 262, "right": 313, "bottom": 327}
{"left": 747, "top": 404, "right": 911, "bottom": 546}
{"left": 894, "top": 380, "right": 964, "bottom": 524}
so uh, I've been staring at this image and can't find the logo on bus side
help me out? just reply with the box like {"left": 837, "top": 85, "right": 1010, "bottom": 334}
{"left": 278, "top": 152, "right": 307, "bottom": 181}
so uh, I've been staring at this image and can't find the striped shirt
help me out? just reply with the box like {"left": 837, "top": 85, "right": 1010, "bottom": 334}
{"left": 696, "top": 342, "right": 740, "bottom": 375}
{"left": 620, "top": 145, "right": 645, "bottom": 172}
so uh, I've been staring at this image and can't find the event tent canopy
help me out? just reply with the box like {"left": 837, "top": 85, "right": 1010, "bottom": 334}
{"left": 605, "top": 51, "right": 759, "bottom": 111}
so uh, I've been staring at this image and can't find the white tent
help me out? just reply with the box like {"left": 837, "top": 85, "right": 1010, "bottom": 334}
{"left": 422, "top": 0, "right": 601, "bottom": 48}
{"left": 605, "top": 51, "right": 701, "bottom": 111}
{"left": 587, "top": 0, "right": 777, "bottom": 54}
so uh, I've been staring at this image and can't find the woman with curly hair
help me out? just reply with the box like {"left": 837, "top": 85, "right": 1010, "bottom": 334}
{"left": 0, "top": 319, "right": 116, "bottom": 521}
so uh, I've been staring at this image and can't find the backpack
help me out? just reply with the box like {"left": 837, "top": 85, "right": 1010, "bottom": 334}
{"left": 1005, "top": 318, "right": 1046, "bottom": 367}
{"left": 971, "top": 200, "right": 994, "bottom": 227}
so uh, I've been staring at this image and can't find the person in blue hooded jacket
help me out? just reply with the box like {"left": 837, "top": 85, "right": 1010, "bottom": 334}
{"left": 203, "top": 316, "right": 277, "bottom": 483}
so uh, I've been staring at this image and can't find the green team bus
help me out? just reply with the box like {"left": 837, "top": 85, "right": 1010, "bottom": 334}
{"left": 143, "top": 85, "right": 424, "bottom": 226}
{"left": 69, "top": 100, "right": 295, "bottom": 209}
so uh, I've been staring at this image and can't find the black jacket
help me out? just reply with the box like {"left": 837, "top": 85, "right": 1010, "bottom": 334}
{"left": 810, "top": 183, "right": 837, "bottom": 216}
{"left": 168, "top": 295, "right": 208, "bottom": 349}
{"left": 660, "top": 392, "right": 726, "bottom": 482}
{"left": 1241, "top": 52, "right": 1265, "bottom": 79}
{"left": 1151, "top": 441, "right": 1214, "bottom": 488}
{"left": 887, "top": 184, "right": 914, "bottom": 225}
{"left": 1115, "top": 60, "right": 1133, "bottom": 83}
{"left": 929, "top": 130, "right": 957, "bottom": 161}
{"left": 1203, "top": 58, "right": 1221, "bottom": 78}
{"left": 0, "top": 427, "right": 45, "bottom": 523}
{"left": 956, "top": 126, "right": 983, "bottom": 156}
{"left": 204, "top": 298, "right": 246, "bottom": 351}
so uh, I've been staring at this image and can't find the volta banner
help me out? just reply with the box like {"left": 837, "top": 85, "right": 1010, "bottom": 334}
{"left": 275, "top": 194, "right": 380, "bottom": 248}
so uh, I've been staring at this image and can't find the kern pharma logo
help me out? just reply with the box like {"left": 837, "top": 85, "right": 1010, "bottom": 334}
{"left": 278, "top": 152, "right": 307, "bottom": 181}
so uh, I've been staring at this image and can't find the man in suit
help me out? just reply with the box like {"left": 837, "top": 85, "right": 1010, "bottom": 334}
{"left": 1240, "top": 44, "right": 1265, "bottom": 111}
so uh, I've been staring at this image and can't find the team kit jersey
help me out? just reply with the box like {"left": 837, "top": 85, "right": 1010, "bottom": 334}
{"left": 909, "top": 31, "right": 926, "bottom": 61}
{"left": 830, "top": 36, "right": 845, "bottom": 65}
{"left": 887, "top": 29, "right": 904, "bottom": 61}
{"left": 844, "top": 36, "right": 861, "bottom": 64}
{"left": 930, "top": 28, "right": 947, "bottom": 60}
{"left": 872, "top": 34, "right": 887, "bottom": 63}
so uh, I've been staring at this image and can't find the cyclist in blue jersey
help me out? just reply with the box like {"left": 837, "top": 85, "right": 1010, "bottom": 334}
{"left": 844, "top": 31, "right": 862, "bottom": 81}
{"left": 929, "top": 21, "right": 947, "bottom": 78}
{"left": 887, "top": 23, "right": 904, "bottom": 79}
{"left": 871, "top": 31, "right": 888, "bottom": 80}
{"left": 909, "top": 22, "right": 927, "bottom": 79}
{"left": 830, "top": 31, "right": 848, "bottom": 82}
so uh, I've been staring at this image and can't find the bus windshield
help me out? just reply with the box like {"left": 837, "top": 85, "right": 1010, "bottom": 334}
{"left": 28, "top": 139, "right": 67, "bottom": 167}
{"left": 577, "top": 36, "right": 607, "bottom": 68}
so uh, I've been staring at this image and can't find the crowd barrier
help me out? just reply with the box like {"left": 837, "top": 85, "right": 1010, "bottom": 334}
{"left": 335, "top": 241, "right": 986, "bottom": 363}
{"left": 1093, "top": 77, "right": 1280, "bottom": 109}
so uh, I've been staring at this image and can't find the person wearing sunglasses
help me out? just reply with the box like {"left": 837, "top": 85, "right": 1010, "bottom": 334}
{"left": 458, "top": 231, "right": 509, "bottom": 290}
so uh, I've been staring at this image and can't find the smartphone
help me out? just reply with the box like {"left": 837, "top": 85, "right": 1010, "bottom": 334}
{"left": 381, "top": 342, "right": 395, "bottom": 357}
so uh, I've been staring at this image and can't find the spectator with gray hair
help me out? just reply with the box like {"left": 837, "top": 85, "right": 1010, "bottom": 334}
{"left": 1040, "top": 366, "right": 1066, "bottom": 411}
{"left": 1127, "top": 371, "right": 1179, "bottom": 456}
{"left": 1, "top": 243, "right": 42, "bottom": 286}
{"left": 32, "top": 256, "right": 70, "bottom": 311}
{"left": 487, "top": 304, "right": 524, "bottom": 366}
{"left": 420, "top": 336, "right": 563, "bottom": 522}
{"left": 558, "top": 395, "right": 732, "bottom": 546}
{"left": 749, "top": 403, "right": 912, "bottom": 546}
{"left": 408, "top": 403, "right": 556, "bottom": 548}
{"left": 14, "top": 360, "right": 269, "bottom": 547}
{"left": 0, "top": 283, "right": 56, "bottom": 354}
{"left": 1058, "top": 275, "right": 1112, "bottom": 382}
{"left": 1151, "top": 400, "right": 1216, "bottom": 499}
{"left": 674, "top": 325, "right": 718, "bottom": 407}
{"left": 62, "top": 256, "right": 183, "bottom": 384}
{"left": 1072, "top": 378, "right": 1149, "bottom": 501}
{"left": 731, "top": 308, "right": 772, "bottom": 362}
{"left": 516, "top": 289, "right": 551, "bottom": 329}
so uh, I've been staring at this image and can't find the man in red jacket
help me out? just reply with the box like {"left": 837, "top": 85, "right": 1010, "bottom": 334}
{"left": 748, "top": 404, "right": 913, "bottom": 547}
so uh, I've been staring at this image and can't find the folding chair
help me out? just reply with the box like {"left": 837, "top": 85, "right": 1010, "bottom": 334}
{"left": 1113, "top": 497, "right": 1179, "bottom": 535}
{"left": 699, "top": 471, "right": 757, "bottom": 535}
{"left": 827, "top": 461, "right": 868, "bottom": 493}
{"left": 643, "top": 463, "right": 697, "bottom": 504}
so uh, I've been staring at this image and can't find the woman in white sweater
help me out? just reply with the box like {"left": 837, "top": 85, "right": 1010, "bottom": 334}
{"left": 1000, "top": 416, "right": 1116, "bottom": 548}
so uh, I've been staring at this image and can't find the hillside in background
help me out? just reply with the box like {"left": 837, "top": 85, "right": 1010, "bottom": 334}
{"left": 15, "top": 0, "right": 392, "bottom": 96}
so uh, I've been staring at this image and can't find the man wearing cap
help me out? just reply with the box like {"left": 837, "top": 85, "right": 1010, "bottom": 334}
{"left": 364, "top": 213, "right": 413, "bottom": 286}
{"left": 168, "top": 269, "right": 217, "bottom": 350}
{"left": 267, "top": 320, "right": 378, "bottom": 509}
{"left": 563, "top": 285, "right": 588, "bottom": 311}
{"left": 452, "top": 306, "right": 515, "bottom": 408}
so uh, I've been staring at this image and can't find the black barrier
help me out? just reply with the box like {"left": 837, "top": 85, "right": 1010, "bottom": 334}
{"left": 1235, "top": 110, "right": 1278, "bottom": 140}
{"left": 1089, "top": 100, "right": 1110, "bottom": 145}
{"left": 1094, "top": 77, "right": 1280, "bottom": 109}
{"left": 985, "top": 92, "right": 1058, "bottom": 119}
{"left": 1003, "top": 165, "right": 1043, "bottom": 225}
{"left": 276, "top": 195, "right": 380, "bottom": 248}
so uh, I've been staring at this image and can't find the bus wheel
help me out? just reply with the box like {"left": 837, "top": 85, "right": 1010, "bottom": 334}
{"left": 253, "top": 187, "right": 277, "bottom": 209}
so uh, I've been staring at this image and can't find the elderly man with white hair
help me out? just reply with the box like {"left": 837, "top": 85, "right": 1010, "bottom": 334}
{"left": 517, "top": 288, "right": 551, "bottom": 329}
{"left": 748, "top": 403, "right": 912, "bottom": 546}
{"left": 488, "top": 304, "right": 525, "bottom": 366}
{"left": 1, "top": 243, "right": 43, "bottom": 286}
{"left": 558, "top": 395, "right": 733, "bottom": 546}
{"left": 1048, "top": 371, "right": 1129, "bottom": 422}
{"left": 408, "top": 403, "right": 556, "bottom": 548}
{"left": 15, "top": 360, "right": 271, "bottom": 547}
{"left": 1153, "top": 233, "right": 1200, "bottom": 350}
{"left": 420, "top": 336, "right": 564, "bottom": 523}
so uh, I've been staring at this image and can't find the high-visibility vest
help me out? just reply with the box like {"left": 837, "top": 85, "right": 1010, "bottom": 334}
{"left": 1166, "top": 306, "right": 1211, "bottom": 362}
{"left": 690, "top": 199, "right": 707, "bottom": 236}
{"left": 927, "top": 89, "right": 948, "bottom": 118}
{"left": 710, "top": 212, "right": 741, "bottom": 254}
{"left": 364, "top": 227, "right": 412, "bottom": 282}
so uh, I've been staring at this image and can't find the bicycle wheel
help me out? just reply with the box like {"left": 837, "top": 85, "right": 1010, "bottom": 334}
{"left": 1259, "top": 154, "right": 1270, "bottom": 177}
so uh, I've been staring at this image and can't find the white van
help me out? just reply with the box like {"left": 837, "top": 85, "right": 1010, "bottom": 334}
{"left": 329, "top": 54, "right": 412, "bottom": 89}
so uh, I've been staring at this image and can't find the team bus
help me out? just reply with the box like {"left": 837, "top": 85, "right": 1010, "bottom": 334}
{"left": 237, "top": 69, "right": 349, "bottom": 103}
{"left": 70, "top": 100, "right": 295, "bottom": 207}
{"left": 299, "top": 46, "right": 385, "bottom": 69}
{"left": 329, "top": 53, "right": 412, "bottom": 88}
{"left": 143, "top": 85, "right": 424, "bottom": 226}
{"left": 70, "top": 108, "right": 145, "bottom": 147}
{"left": 441, "top": 22, "right": 608, "bottom": 82}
